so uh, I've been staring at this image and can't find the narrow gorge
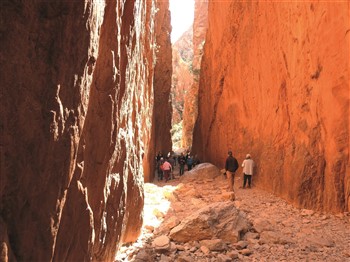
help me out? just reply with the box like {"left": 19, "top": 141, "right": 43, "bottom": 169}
{"left": 0, "top": 0, "right": 349, "bottom": 261}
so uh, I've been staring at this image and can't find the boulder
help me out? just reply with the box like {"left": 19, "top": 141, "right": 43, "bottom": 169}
{"left": 169, "top": 202, "right": 251, "bottom": 243}
{"left": 181, "top": 163, "right": 222, "bottom": 182}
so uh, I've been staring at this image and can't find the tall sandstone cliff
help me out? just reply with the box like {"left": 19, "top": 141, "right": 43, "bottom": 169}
{"left": 151, "top": 0, "right": 173, "bottom": 167}
{"left": 193, "top": 2, "right": 349, "bottom": 212}
{"left": 171, "top": 26, "right": 193, "bottom": 149}
{"left": 183, "top": 0, "right": 208, "bottom": 151}
{"left": 0, "top": 0, "right": 171, "bottom": 261}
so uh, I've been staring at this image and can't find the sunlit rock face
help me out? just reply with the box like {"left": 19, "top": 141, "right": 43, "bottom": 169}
{"left": 173, "top": 0, "right": 208, "bottom": 150}
{"left": 192, "top": 2, "right": 349, "bottom": 212}
{"left": 185, "top": 0, "right": 209, "bottom": 151}
{"left": 171, "top": 27, "right": 193, "bottom": 148}
{"left": 193, "top": 0, "right": 208, "bottom": 71}
{"left": 151, "top": 0, "right": 173, "bottom": 169}
{"left": 1, "top": 0, "right": 157, "bottom": 260}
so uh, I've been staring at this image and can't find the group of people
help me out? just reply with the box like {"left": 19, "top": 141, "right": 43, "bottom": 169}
{"left": 177, "top": 151, "right": 200, "bottom": 176}
{"left": 155, "top": 150, "right": 200, "bottom": 182}
{"left": 225, "top": 150, "right": 255, "bottom": 192}
{"left": 155, "top": 149, "right": 254, "bottom": 188}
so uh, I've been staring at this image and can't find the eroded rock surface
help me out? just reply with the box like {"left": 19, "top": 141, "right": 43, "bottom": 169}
{"left": 151, "top": 0, "right": 173, "bottom": 172}
{"left": 192, "top": 1, "right": 349, "bottom": 212}
{"left": 0, "top": 0, "right": 168, "bottom": 260}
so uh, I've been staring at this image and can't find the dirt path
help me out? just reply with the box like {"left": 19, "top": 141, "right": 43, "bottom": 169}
{"left": 116, "top": 163, "right": 350, "bottom": 262}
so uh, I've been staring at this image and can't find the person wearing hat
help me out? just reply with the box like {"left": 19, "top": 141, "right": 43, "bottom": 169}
{"left": 242, "top": 154, "right": 255, "bottom": 188}
{"left": 225, "top": 150, "right": 239, "bottom": 192}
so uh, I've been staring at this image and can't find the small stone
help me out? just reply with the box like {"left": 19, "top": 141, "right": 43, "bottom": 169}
{"left": 217, "top": 254, "right": 232, "bottom": 262}
{"left": 306, "top": 236, "right": 335, "bottom": 247}
{"left": 301, "top": 209, "right": 315, "bottom": 216}
{"left": 189, "top": 246, "right": 197, "bottom": 252}
{"left": 321, "top": 215, "right": 329, "bottom": 220}
{"left": 200, "top": 245, "right": 210, "bottom": 254}
{"left": 227, "top": 250, "right": 239, "bottom": 259}
{"left": 169, "top": 242, "right": 177, "bottom": 251}
{"left": 152, "top": 235, "right": 170, "bottom": 253}
{"left": 144, "top": 225, "right": 154, "bottom": 232}
{"left": 259, "top": 231, "right": 293, "bottom": 245}
{"left": 176, "top": 244, "right": 185, "bottom": 251}
{"left": 153, "top": 208, "right": 165, "bottom": 219}
{"left": 176, "top": 255, "right": 192, "bottom": 262}
{"left": 233, "top": 200, "right": 241, "bottom": 208}
{"left": 253, "top": 218, "right": 274, "bottom": 233}
{"left": 335, "top": 213, "right": 344, "bottom": 219}
{"left": 159, "top": 254, "right": 171, "bottom": 262}
{"left": 234, "top": 240, "right": 248, "bottom": 250}
{"left": 134, "top": 250, "right": 151, "bottom": 261}
{"left": 200, "top": 239, "right": 227, "bottom": 251}
{"left": 221, "top": 192, "right": 235, "bottom": 201}
{"left": 240, "top": 249, "right": 252, "bottom": 256}
{"left": 245, "top": 232, "right": 259, "bottom": 240}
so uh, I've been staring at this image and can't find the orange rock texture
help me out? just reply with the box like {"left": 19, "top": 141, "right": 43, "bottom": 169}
{"left": 192, "top": 2, "right": 349, "bottom": 212}
{"left": 185, "top": 0, "right": 208, "bottom": 151}
{"left": 0, "top": 0, "right": 169, "bottom": 260}
{"left": 171, "top": 26, "right": 194, "bottom": 148}
{"left": 151, "top": 0, "right": 173, "bottom": 169}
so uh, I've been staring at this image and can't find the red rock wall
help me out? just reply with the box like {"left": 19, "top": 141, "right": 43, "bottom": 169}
{"left": 193, "top": 0, "right": 208, "bottom": 72}
{"left": 150, "top": 0, "right": 173, "bottom": 178}
{"left": 186, "top": 0, "right": 208, "bottom": 151}
{"left": 0, "top": 0, "right": 158, "bottom": 260}
{"left": 171, "top": 27, "right": 194, "bottom": 149}
{"left": 193, "top": 2, "right": 349, "bottom": 212}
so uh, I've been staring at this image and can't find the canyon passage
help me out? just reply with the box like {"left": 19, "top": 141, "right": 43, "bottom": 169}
{"left": 0, "top": 0, "right": 349, "bottom": 261}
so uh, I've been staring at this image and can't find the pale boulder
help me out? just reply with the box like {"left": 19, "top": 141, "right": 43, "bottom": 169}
{"left": 169, "top": 202, "right": 251, "bottom": 243}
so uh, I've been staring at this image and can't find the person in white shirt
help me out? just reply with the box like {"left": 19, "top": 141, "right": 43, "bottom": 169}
{"left": 242, "top": 154, "right": 255, "bottom": 188}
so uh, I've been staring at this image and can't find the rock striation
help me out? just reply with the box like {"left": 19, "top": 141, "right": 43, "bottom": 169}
{"left": 0, "top": 0, "right": 170, "bottom": 260}
{"left": 151, "top": 0, "right": 173, "bottom": 171}
{"left": 192, "top": 2, "right": 349, "bottom": 212}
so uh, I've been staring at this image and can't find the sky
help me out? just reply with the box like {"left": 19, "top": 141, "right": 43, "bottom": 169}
{"left": 169, "top": 0, "right": 195, "bottom": 43}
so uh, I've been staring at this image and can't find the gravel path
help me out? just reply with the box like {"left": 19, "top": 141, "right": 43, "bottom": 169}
{"left": 116, "top": 164, "right": 350, "bottom": 262}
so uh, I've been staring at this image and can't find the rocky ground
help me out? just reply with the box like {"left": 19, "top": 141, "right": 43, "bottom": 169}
{"left": 115, "top": 163, "right": 350, "bottom": 262}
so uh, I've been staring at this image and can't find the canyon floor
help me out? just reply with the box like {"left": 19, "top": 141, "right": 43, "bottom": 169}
{"left": 116, "top": 163, "right": 350, "bottom": 262}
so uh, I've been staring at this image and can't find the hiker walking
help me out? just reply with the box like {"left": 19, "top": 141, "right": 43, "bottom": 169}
{"left": 157, "top": 158, "right": 164, "bottom": 181}
{"left": 186, "top": 155, "right": 194, "bottom": 171}
{"left": 167, "top": 155, "right": 175, "bottom": 180}
{"left": 225, "top": 150, "right": 239, "bottom": 192}
{"left": 161, "top": 158, "right": 172, "bottom": 182}
{"left": 156, "top": 151, "right": 163, "bottom": 162}
{"left": 178, "top": 153, "right": 186, "bottom": 176}
{"left": 242, "top": 154, "right": 255, "bottom": 188}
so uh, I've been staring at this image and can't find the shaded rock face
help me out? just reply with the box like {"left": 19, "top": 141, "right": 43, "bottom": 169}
{"left": 0, "top": 0, "right": 166, "bottom": 260}
{"left": 192, "top": 2, "right": 349, "bottom": 212}
{"left": 151, "top": 0, "right": 173, "bottom": 170}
